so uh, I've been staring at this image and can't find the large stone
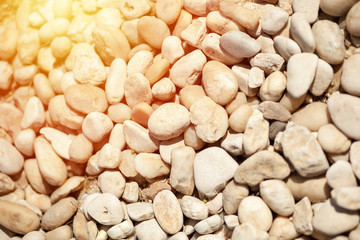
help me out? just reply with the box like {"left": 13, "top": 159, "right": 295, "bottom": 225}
{"left": 320, "top": 0, "right": 358, "bottom": 17}
{"left": 292, "top": 102, "right": 331, "bottom": 132}
{"left": 0, "top": 139, "right": 24, "bottom": 176}
{"left": 346, "top": 2, "right": 360, "bottom": 37}
{"left": 341, "top": 54, "right": 360, "bottom": 97}
{"left": 310, "top": 59, "right": 334, "bottom": 96}
{"left": 290, "top": 13, "right": 316, "bottom": 52}
{"left": 292, "top": 0, "right": 320, "bottom": 23}
{"left": 219, "top": 30, "right": 261, "bottom": 58}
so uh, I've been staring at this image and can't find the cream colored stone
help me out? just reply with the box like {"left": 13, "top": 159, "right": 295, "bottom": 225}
{"left": 259, "top": 71, "right": 287, "bottom": 102}
{"left": 0, "top": 138, "right": 24, "bottom": 176}
{"left": 269, "top": 216, "right": 300, "bottom": 240}
{"left": 13, "top": 64, "right": 38, "bottom": 86}
{"left": 82, "top": 112, "right": 113, "bottom": 143}
{"left": 109, "top": 124, "right": 126, "bottom": 151}
{"left": 24, "top": 185, "right": 51, "bottom": 212}
{"left": 127, "top": 202, "right": 154, "bottom": 221}
{"left": 107, "top": 220, "right": 135, "bottom": 239}
{"left": 231, "top": 64, "right": 258, "bottom": 97}
{"left": 87, "top": 193, "right": 124, "bottom": 225}
{"left": 119, "top": 0, "right": 151, "bottom": 20}
{"left": 145, "top": 54, "right": 170, "bottom": 85}
{"left": 123, "top": 120, "right": 159, "bottom": 153}
{"left": 318, "top": 124, "right": 351, "bottom": 153}
{"left": 173, "top": 10, "right": 193, "bottom": 39}
{"left": 105, "top": 58, "right": 126, "bottom": 105}
{"left": 24, "top": 159, "right": 53, "bottom": 195}
{"left": 346, "top": 2, "right": 360, "bottom": 37}
{"left": 97, "top": 143, "right": 122, "bottom": 169}
{"left": 320, "top": 0, "right": 358, "bottom": 17}
{"left": 152, "top": 78, "right": 176, "bottom": 102}
{"left": 293, "top": 197, "right": 313, "bottom": 235}
{"left": 274, "top": 36, "right": 302, "bottom": 62}
{"left": 134, "top": 153, "right": 170, "bottom": 179}
{"left": 33, "top": 73, "right": 55, "bottom": 106}
{"left": 156, "top": 0, "right": 182, "bottom": 24}
{"left": 219, "top": 1, "right": 260, "bottom": 30}
{"left": 250, "top": 53, "right": 285, "bottom": 75}
{"left": 181, "top": 17, "right": 208, "bottom": 48}
{"left": 280, "top": 92, "right": 306, "bottom": 114}
{"left": 42, "top": 197, "right": 77, "bottom": 231}
{"left": 68, "top": 133, "right": 93, "bottom": 163}
{"left": 98, "top": 170, "right": 125, "bottom": 198}
{"left": 291, "top": 13, "right": 316, "bottom": 53}
{"left": 333, "top": 187, "right": 360, "bottom": 210}
{"left": 17, "top": 29, "right": 40, "bottom": 65}
{"left": 206, "top": 11, "right": 245, "bottom": 36}
{"left": 138, "top": 16, "right": 170, "bottom": 49}
{"left": 107, "top": 103, "right": 131, "bottom": 124}
{"left": 194, "top": 214, "right": 223, "bottom": 235}
{"left": 121, "top": 19, "right": 143, "bottom": 46}
{"left": 0, "top": 172, "right": 15, "bottom": 196}
{"left": 39, "top": 127, "right": 72, "bottom": 160}
{"left": 14, "top": 129, "right": 35, "bottom": 157}
{"left": 232, "top": 223, "right": 269, "bottom": 240}
{"left": 124, "top": 73, "right": 153, "bottom": 108}
{"left": 292, "top": 102, "right": 331, "bottom": 132}
{"left": 222, "top": 180, "right": 249, "bottom": 215}
{"left": 326, "top": 160, "right": 357, "bottom": 190}
{"left": 221, "top": 131, "right": 244, "bottom": 156}
{"left": 161, "top": 36, "right": 184, "bottom": 65}
{"left": 0, "top": 18, "right": 18, "bottom": 61}
{"left": 50, "top": 176, "right": 85, "bottom": 204}
{"left": 183, "top": 124, "right": 205, "bottom": 150}
{"left": 135, "top": 219, "right": 167, "bottom": 240}
{"left": 37, "top": 47, "right": 56, "bottom": 72}
{"left": 95, "top": 8, "right": 124, "bottom": 28}
{"left": 310, "top": 59, "right": 334, "bottom": 96}
{"left": 122, "top": 181, "right": 139, "bottom": 203}
{"left": 50, "top": 36, "right": 72, "bottom": 59}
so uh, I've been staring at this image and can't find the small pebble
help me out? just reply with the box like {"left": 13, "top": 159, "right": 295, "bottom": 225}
{"left": 180, "top": 195, "right": 209, "bottom": 220}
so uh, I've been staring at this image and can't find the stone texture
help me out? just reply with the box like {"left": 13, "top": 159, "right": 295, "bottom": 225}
{"left": 318, "top": 124, "right": 351, "bottom": 153}
{"left": 333, "top": 187, "right": 360, "bottom": 210}
{"left": 180, "top": 195, "right": 209, "bottom": 220}
{"left": 346, "top": 2, "right": 360, "bottom": 37}
{"left": 274, "top": 36, "right": 302, "bottom": 62}
{"left": 292, "top": 102, "right": 331, "bottom": 131}
{"left": 232, "top": 223, "right": 269, "bottom": 240}
{"left": 293, "top": 197, "right": 313, "bottom": 235}
{"left": 249, "top": 53, "right": 285, "bottom": 75}
{"left": 261, "top": 7, "right": 289, "bottom": 35}
{"left": 341, "top": 54, "right": 360, "bottom": 97}
{"left": 310, "top": 59, "right": 334, "bottom": 96}
{"left": 219, "top": 30, "right": 261, "bottom": 58}
{"left": 290, "top": 13, "right": 316, "bottom": 52}
{"left": 292, "top": 0, "right": 320, "bottom": 23}
{"left": 258, "top": 101, "right": 291, "bottom": 122}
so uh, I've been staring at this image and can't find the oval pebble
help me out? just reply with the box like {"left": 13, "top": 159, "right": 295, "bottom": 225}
{"left": 180, "top": 195, "right": 209, "bottom": 220}
{"left": 87, "top": 193, "right": 124, "bottom": 225}
{"left": 219, "top": 30, "right": 261, "bottom": 58}
{"left": 341, "top": 54, "right": 360, "bottom": 97}
{"left": 290, "top": 13, "right": 316, "bottom": 53}
{"left": 0, "top": 138, "right": 24, "bottom": 175}
{"left": 346, "top": 2, "right": 360, "bottom": 37}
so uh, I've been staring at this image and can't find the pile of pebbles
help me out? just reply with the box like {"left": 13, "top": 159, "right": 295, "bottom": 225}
{"left": 0, "top": 0, "right": 360, "bottom": 239}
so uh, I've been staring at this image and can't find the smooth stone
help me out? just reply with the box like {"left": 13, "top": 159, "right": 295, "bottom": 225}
{"left": 0, "top": 138, "right": 24, "bottom": 176}
{"left": 259, "top": 70, "right": 287, "bottom": 102}
{"left": 168, "top": 232, "right": 189, "bottom": 240}
{"left": 292, "top": 102, "right": 331, "bottom": 131}
{"left": 261, "top": 7, "right": 289, "bottom": 35}
{"left": 269, "top": 121, "right": 287, "bottom": 140}
{"left": 98, "top": 171, "right": 126, "bottom": 198}
{"left": 159, "top": 136, "right": 185, "bottom": 164}
{"left": 290, "top": 13, "right": 316, "bottom": 52}
{"left": 242, "top": 109, "right": 269, "bottom": 156}
{"left": 312, "top": 199, "right": 359, "bottom": 236}
{"left": 326, "top": 160, "right": 357, "bottom": 189}
{"left": 292, "top": 0, "right": 320, "bottom": 23}
{"left": 180, "top": 195, "right": 209, "bottom": 220}
{"left": 135, "top": 219, "right": 167, "bottom": 240}
{"left": 222, "top": 180, "right": 249, "bottom": 215}
{"left": 286, "top": 174, "right": 330, "bottom": 203}
{"left": 220, "top": 131, "right": 244, "bottom": 156}
{"left": 127, "top": 202, "right": 154, "bottom": 222}
{"left": 312, "top": 20, "right": 345, "bottom": 65}
{"left": 318, "top": 124, "right": 351, "bottom": 153}
{"left": 281, "top": 125, "right": 329, "bottom": 177}
{"left": 269, "top": 216, "right": 300, "bottom": 240}
{"left": 224, "top": 215, "right": 240, "bottom": 230}
{"left": 123, "top": 120, "right": 159, "bottom": 153}
{"left": 194, "top": 214, "right": 223, "bottom": 235}
{"left": 273, "top": 36, "right": 302, "bottom": 61}
{"left": 232, "top": 223, "right": 269, "bottom": 240}
{"left": 341, "top": 54, "right": 360, "bottom": 96}
{"left": 350, "top": 141, "right": 360, "bottom": 179}
{"left": 40, "top": 127, "right": 73, "bottom": 160}
{"left": 286, "top": 53, "right": 318, "bottom": 98}
{"left": 327, "top": 93, "right": 360, "bottom": 140}
{"left": 293, "top": 197, "right": 313, "bottom": 235}
{"left": 194, "top": 147, "right": 238, "bottom": 198}
{"left": 219, "top": 30, "right": 261, "bottom": 58}
{"left": 310, "top": 59, "right": 334, "bottom": 96}
{"left": 153, "top": 190, "right": 183, "bottom": 235}
{"left": 107, "top": 220, "right": 135, "bottom": 239}
{"left": 87, "top": 193, "right": 124, "bottom": 225}
{"left": 234, "top": 150, "right": 291, "bottom": 187}
{"left": 320, "top": 0, "right": 358, "bottom": 17}
{"left": 50, "top": 176, "right": 85, "bottom": 204}
{"left": 333, "top": 186, "right": 360, "bottom": 210}
{"left": 258, "top": 101, "right": 291, "bottom": 122}
{"left": 346, "top": 2, "right": 360, "bottom": 37}
{"left": 238, "top": 196, "right": 273, "bottom": 231}
{"left": 260, "top": 180, "right": 295, "bottom": 216}
{"left": 134, "top": 153, "right": 170, "bottom": 179}
{"left": 249, "top": 53, "right": 285, "bottom": 75}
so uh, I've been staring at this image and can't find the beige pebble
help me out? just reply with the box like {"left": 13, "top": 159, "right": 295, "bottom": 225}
{"left": 273, "top": 36, "right": 302, "bottom": 62}
{"left": 0, "top": 138, "right": 24, "bottom": 176}
{"left": 259, "top": 71, "right": 287, "bottom": 102}
{"left": 82, "top": 112, "right": 113, "bottom": 143}
{"left": 219, "top": 1, "right": 260, "bottom": 30}
{"left": 206, "top": 11, "right": 245, "bottom": 36}
{"left": 97, "top": 143, "right": 122, "bottom": 169}
{"left": 21, "top": 96, "right": 45, "bottom": 131}
{"left": 148, "top": 103, "right": 190, "bottom": 141}
{"left": 135, "top": 219, "right": 167, "bottom": 240}
{"left": 0, "top": 61, "right": 13, "bottom": 90}
{"left": 127, "top": 50, "right": 153, "bottom": 76}
{"left": 261, "top": 6, "right": 289, "bottom": 35}
{"left": 50, "top": 176, "right": 84, "bottom": 204}
{"left": 118, "top": 0, "right": 150, "bottom": 20}
{"left": 95, "top": 7, "right": 123, "bottom": 28}
{"left": 290, "top": 13, "right": 316, "bottom": 53}
{"left": 24, "top": 185, "right": 51, "bottom": 212}
{"left": 332, "top": 186, "right": 360, "bottom": 210}
{"left": 248, "top": 67, "right": 264, "bottom": 88}
{"left": 260, "top": 180, "right": 295, "bottom": 216}
{"left": 65, "top": 43, "right": 94, "bottom": 71}
{"left": 340, "top": 54, "right": 360, "bottom": 97}
{"left": 24, "top": 159, "right": 53, "bottom": 195}
{"left": 130, "top": 102, "right": 153, "bottom": 127}
{"left": 231, "top": 64, "right": 258, "bottom": 97}
{"left": 0, "top": 200, "right": 40, "bottom": 235}
{"left": 243, "top": 109, "right": 269, "bottom": 156}
{"left": 155, "top": 0, "right": 182, "bottom": 24}
{"left": 292, "top": 102, "right": 331, "bottom": 131}
{"left": 346, "top": 2, "right": 360, "bottom": 37}
{"left": 60, "top": 71, "right": 77, "bottom": 93}
{"left": 190, "top": 97, "right": 228, "bottom": 143}
{"left": 169, "top": 50, "right": 207, "bottom": 88}
{"left": 220, "top": 30, "right": 261, "bottom": 58}
{"left": 17, "top": 29, "right": 40, "bottom": 65}
{"left": 258, "top": 101, "right": 291, "bottom": 122}
{"left": 123, "top": 120, "right": 159, "bottom": 153}
{"left": 107, "top": 220, "right": 135, "bottom": 239}
{"left": 145, "top": 54, "right": 170, "bottom": 85}
{"left": 225, "top": 92, "right": 247, "bottom": 115}
{"left": 39, "top": 18, "right": 69, "bottom": 43}
{"left": 108, "top": 124, "right": 126, "bottom": 151}
{"left": 250, "top": 53, "right": 285, "bottom": 75}
{"left": 173, "top": 10, "right": 193, "bottom": 38}
{"left": 134, "top": 153, "right": 170, "bottom": 179}
{"left": 118, "top": 150, "right": 138, "bottom": 179}
{"left": 85, "top": 152, "right": 104, "bottom": 176}
{"left": 349, "top": 224, "right": 360, "bottom": 240}
{"left": 181, "top": 17, "right": 208, "bottom": 48}
{"left": 220, "top": 130, "right": 244, "bottom": 156}
{"left": 234, "top": 150, "right": 290, "bottom": 186}
{"left": 122, "top": 181, "right": 139, "bottom": 203}
{"left": 45, "top": 225, "right": 72, "bottom": 240}
{"left": 269, "top": 216, "right": 300, "bottom": 240}
{"left": 13, "top": 86, "right": 36, "bottom": 112}
{"left": 152, "top": 78, "right": 176, "bottom": 102}
{"left": 22, "top": 231, "right": 45, "bottom": 240}
{"left": 310, "top": 59, "right": 334, "bottom": 96}
{"left": 238, "top": 196, "right": 273, "bottom": 231}
{"left": 68, "top": 133, "right": 93, "bottom": 163}
{"left": 0, "top": 187, "right": 24, "bottom": 203}
{"left": 0, "top": 19, "right": 18, "bottom": 61}
{"left": 292, "top": 197, "right": 313, "bottom": 235}
{"left": 159, "top": 135, "right": 185, "bottom": 164}
{"left": 127, "top": 202, "right": 154, "bottom": 221}
{"left": 318, "top": 124, "right": 351, "bottom": 153}
{"left": 105, "top": 58, "right": 127, "bottom": 105}
{"left": 52, "top": 0, "right": 73, "bottom": 19}
{"left": 326, "top": 160, "right": 357, "bottom": 189}
{"left": 37, "top": 47, "right": 56, "bottom": 73}
{"left": 120, "top": 19, "right": 143, "bottom": 47}
{"left": 13, "top": 64, "right": 38, "bottom": 86}
{"left": 194, "top": 214, "right": 223, "bottom": 235}
{"left": 87, "top": 193, "right": 124, "bottom": 225}
{"left": 223, "top": 180, "right": 249, "bottom": 215}
{"left": 320, "top": 0, "right": 358, "bottom": 17}
{"left": 170, "top": 146, "right": 195, "bottom": 195}
{"left": 14, "top": 129, "right": 36, "bottom": 157}
{"left": 72, "top": 49, "right": 107, "bottom": 86}
{"left": 124, "top": 73, "right": 153, "bottom": 108}
{"left": 202, "top": 61, "right": 238, "bottom": 105}
{"left": 350, "top": 141, "right": 360, "bottom": 179}
{"left": 257, "top": 34, "right": 277, "bottom": 54}
{"left": 93, "top": 25, "right": 131, "bottom": 65}
{"left": 34, "top": 137, "right": 67, "bottom": 186}
{"left": 279, "top": 92, "right": 306, "bottom": 114}
{"left": 0, "top": 172, "right": 15, "bottom": 196}
{"left": 201, "top": 33, "right": 243, "bottom": 65}
{"left": 50, "top": 36, "right": 72, "bottom": 59}
{"left": 180, "top": 195, "right": 208, "bottom": 220}
{"left": 42, "top": 197, "right": 77, "bottom": 231}
{"left": 286, "top": 174, "right": 330, "bottom": 203}
{"left": 184, "top": 0, "right": 207, "bottom": 16}
{"left": 33, "top": 73, "right": 56, "bottom": 106}
{"left": 138, "top": 16, "right": 170, "bottom": 49}
{"left": 206, "top": 193, "right": 223, "bottom": 214}
{"left": 0, "top": 103, "right": 23, "bottom": 139}
{"left": 183, "top": 124, "right": 206, "bottom": 150}
{"left": 107, "top": 103, "right": 131, "bottom": 124}
{"left": 232, "top": 223, "right": 269, "bottom": 240}
{"left": 161, "top": 36, "right": 184, "bottom": 65}
{"left": 179, "top": 85, "right": 206, "bottom": 110}
{"left": 98, "top": 170, "right": 125, "bottom": 198}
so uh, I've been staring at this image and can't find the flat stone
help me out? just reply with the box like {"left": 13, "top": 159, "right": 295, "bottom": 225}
{"left": 333, "top": 187, "right": 360, "bottom": 210}
{"left": 223, "top": 180, "right": 249, "bottom": 215}
{"left": 135, "top": 219, "right": 167, "bottom": 240}
{"left": 290, "top": 13, "right": 316, "bottom": 52}
{"left": 261, "top": 7, "right": 289, "bottom": 35}
{"left": 258, "top": 101, "right": 291, "bottom": 122}
{"left": 87, "top": 193, "right": 124, "bottom": 225}
{"left": 234, "top": 150, "right": 290, "bottom": 187}
{"left": 194, "top": 214, "right": 223, "bottom": 235}
{"left": 326, "top": 160, "right": 357, "bottom": 190}
{"left": 341, "top": 54, "right": 360, "bottom": 96}
{"left": 318, "top": 124, "right": 351, "bottom": 153}
{"left": 232, "top": 223, "right": 269, "bottom": 240}
{"left": 310, "top": 59, "right": 334, "bottom": 96}
{"left": 286, "top": 53, "right": 318, "bottom": 98}
{"left": 281, "top": 125, "right": 329, "bottom": 177}
{"left": 219, "top": 30, "right": 261, "bottom": 58}
{"left": 134, "top": 153, "right": 170, "bottom": 179}
{"left": 273, "top": 36, "right": 302, "bottom": 61}
{"left": 292, "top": 0, "right": 320, "bottom": 23}
{"left": 293, "top": 197, "right": 313, "bottom": 235}
{"left": 194, "top": 147, "right": 238, "bottom": 198}
{"left": 320, "top": 0, "right": 358, "bottom": 17}
{"left": 327, "top": 93, "right": 360, "bottom": 140}
{"left": 0, "top": 138, "right": 24, "bottom": 176}
{"left": 312, "top": 20, "right": 345, "bottom": 65}
{"left": 126, "top": 202, "right": 154, "bottom": 222}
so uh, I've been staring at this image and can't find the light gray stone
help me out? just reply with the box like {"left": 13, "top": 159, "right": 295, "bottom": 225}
{"left": 290, "top": 13, "right": 316, "bottom": 52}
{"left": 310, "top": 59, "right": 334, "bottom": 96}
{"left": 135, "top": 219, "right": 167, "bottom": 240}
{"left": 180, "top": 195, "right": 209, "bottom": 220}
{"left": 292, "top": 0, "right": 320, "bottom": 23}
{"left": 346, "top": 2, "right": 360, "bottom": 37}
{"left": 341, "top": 54, "right": 360, "bottom": 96}
{"left": 219, "top": 30, "right": 261, "bottom": 58}
{"left": 274, "top": 36, "right": 302, "bottom": 61}
{"left": 261, "top": 6, "right": 289, "bottom": 35}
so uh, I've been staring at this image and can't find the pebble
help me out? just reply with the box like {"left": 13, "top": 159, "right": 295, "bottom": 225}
{"left": 107, "top": 220, "right": 135, "bottom": 239}
{"left": 318, "top": 124, "right": 351, "bottom": 153}
{"left": 349, "top": 224, "right": 360, "bottom": 240}
{"left": 292, "top": 102, "right": 331, "bottom": 131}
{"left": 138, "top": 16, "right": 170, "bottom": 49}
{"left": 234, "top": 150, "right": 291, "bottom": 186}
{"left": 258, "top": 101, "right": 291, "bottom": 122}
{"left": 327, "top": 93, "right": 360, "bottom": 140}
{"left": 346, "top": 2, "right": 360, "bottom": 37}
{"left": 122, "top": 182, "right": 139, "bottom": 203}
{"left": 0, "top": 103, "right": 22, "bottom": 139}
{"left": 17, "top": 29, "right": 40, "bottom": 65}
{"left": 219, "top": 1, "right": 260, "bottom": 30}
{"left": 220, "top": 131, "right": 244, "bottom": 156}
{"left": 286, "top": 174, "right": 330, "bottom": 203}
{"left": 219, "top": 31, "right": 261, "bottom": 58}
{"left": 87, "top": 193, "right": 124, "bottom": 225}
{"left": 127, "top": 202, "right": 154, "bottom": 221}
{"left": 310, "top": 59, "right": 334, "bottom": 96}
{"left": 184, "top": 0, "right": 207, "bottom": 16}
{"left": 350, "top": 141, "right": 360, "bottom": 179}
{"left": 194, "top": 147, "right": 238, "bottom": 198}
{"left": 190, "top": 97, "right": 229, "bottom": 143}
{"left": 97, "top": 143, "right": 122, "bottom": 169}
{"left": 127, "top": 50, "right": 153, "bottom": 76}
{"left": 73, "top": 49, "right": 107, "bottom": 85}
{"left": 292, "top": 0, "right": 320, "bottom": 23}
{"left": 248, "top": 67, "right": 264, "bottom": 88}
{"left": 148, "top": 103, "right": 190, "bottom": 140}
{"left": 98, "top": 171, "right": 126, "bottom": 198}
{"left": 333, "top": 186, "right": 360, "bottom": 210}
{"left": 259, "top": 71, "right": 287, "bottom": 102}
{"left": 269, "top": 216, "right": 300, "bottom": 240}
{"left": 123, "top": 120, "right": 159, "bottom": 153}
{"left": 260, "top": 180, "right": 295, "bottom": 216}
{"left": 159, "top": 136, "right": 185, "bottom": 164}
{"left": 238, "top": 196, "right": 273, "bottom": 231}
{"left": 231, "top": 64, "right": 257, "bottom": 97}
{"left": 273, "top": 36, "right": 302, "bottom": 62}
{"left": 229, "top": 104, "right": 253, "bottom": 133}
{"left": 0, "top": 61, "right": 12, "bottom": 90}
{"left": 105, "top": 58, "right": 126, "bottom": 105}
{"left": 135, "top": 219, "right": 167, "bottom": 240}
{"left": 194, "top": 214, "right": 223, "bottom": 235}
{"left": 170, "top": 50, "right": 207, "bottom": 88}
{"left": 50, "top": 176, "right": 85, "bottom": 204}
{"left": 286, "top": 53, "right": 318, "bottom": 98}
{"left": 249, "top": 53, "right": 285, "bottom": 75}
{"left": 14, "top": 65, "right": 38, "bottom": 87}
{"left": 69, "top": 133, "right": 93, "bottom": 163}
{"left": 180, "top": 195, "right": 209, "bottom": 220}
{"left": 232, "top": 223, "right": 269, "bottom": 240}
{"left": 206, "top": 193, "right": 223, "bottom": 214}
{"left": 124, "top": 73, "right": 153, "bottom": 108}
{"left": 320, "top": 0, "right": 358, "bottom": 17}
{"left": 44, "top": 225, "right": 73, "bottom": 240}
{"left": 22, "top": 231, "right": 45, "bottom": 240}
{"left": 0, "top": 172, "right": 15, "bottom": 195}
{"left": 261, "top": 7, "right": 289, "bottom": 35}
{"left": 39, "top": 127, "right": 73, "bottom": 160}
{"left": 161, "top": 36, "right": 184, "bottom": 65}
{"left": 33, "top": 73, "right": 55, "bottom": 105}
{"left": 312, "top": 199, "right": 359, "bottom": 236}
{"left": 142, "top": 181, "right": 172, "bottom": 201}
{"left": 206, "top": 11, "right": 245, "bottom": 35}
{"left": 341, "top": 54, "right": 360, "bottom": 96}
{"left": 134, "top": 153, "right": 170, "bottom": 179}
{"left": 24, "top": 159, "right": 53, "bottom": 195}
{"left": 168, "top": 232, "right": 189, "bottom": 240}
{"left": 156, "top": 0, "right": 182, "bottom": 24}
{"left": 153, "top": 190, "right": 183, "bottom": 234}
{"left": 0, "top": 138, "right": 24, "bottom": 176}
{"left": 293, "top": 197, "right": 313, "bottom": 235}
{"left": 181, "top": 17, "right": 207, "bottom": 48}
{"left": 326, "top": 160, "right": 357, "bottom": 190}
{"left": 0, "top": 200, "right": 40, "bottom": 235}
{"left": 222, "top": 180, "right": 249, "bottom": 215}
{"left": 290, "top": 13, "right": 316, "bottom": 52}
{"left": 224, "top": 215, "right": 240, "bottom": 230}
{"left": 183, "top": 124, "right": 206, "bottom": 150}
{"left": 24, "top": 185, "right": 51, "bottom": 213}
{"left": 243, "top": 109, "right": 269, "bottom": 156}
{"left": 41, "top": 197, "right": 77, "bottom": 231}
{"left": 312, "top": 20, "right": 345, "bottom": 65}
{"left": 64, "top": 84, "right": 108, "bottom": 114}
{"left": 282, "top": 125, "right": 329, "bottom": 177}
{"left": 82, "top": 112, "right": 113, "bottom": 143}
{"left": 202, "top": 61, "right": 238, "bottom": 105}
{"left": 170, "top": 146, "right": 195, "bottom": 195}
